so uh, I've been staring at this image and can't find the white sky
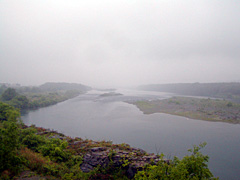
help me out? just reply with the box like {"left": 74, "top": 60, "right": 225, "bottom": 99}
{"left": 1, "top": 0, "right": 240, "bottom": 88}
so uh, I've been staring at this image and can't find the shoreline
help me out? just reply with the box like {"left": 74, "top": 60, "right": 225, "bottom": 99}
{"left": 20, "top": 125, "right": 167, "bottom": 179}
{"left": 127, "top": 96, "right": 240, "bottom": 124}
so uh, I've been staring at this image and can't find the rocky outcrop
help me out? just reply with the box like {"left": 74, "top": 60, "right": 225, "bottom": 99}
{"left": 80, "top": 146, "right": 168, "bottom": 179}
{"left": 32, "top": 127, "right": 169, "bottom": 179}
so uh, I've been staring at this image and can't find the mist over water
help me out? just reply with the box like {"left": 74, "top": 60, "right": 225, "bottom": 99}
{"left": 1, "top": 1, "right": 240, "bottom": 87}
{"left": 22, "top": 90, "right": 240, "bottom": 180}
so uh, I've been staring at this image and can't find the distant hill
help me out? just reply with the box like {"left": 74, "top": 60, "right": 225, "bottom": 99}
{"left": 138, "top": 83, "right": 240, "bottom": 102}
{"left": 1, "top": 82, "right": 92, "bottom": 95}
{"left": 39, "top": 82, "right": 92, "bottom": 92}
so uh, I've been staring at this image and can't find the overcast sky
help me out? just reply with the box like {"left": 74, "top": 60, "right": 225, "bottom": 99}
{"left": 1, "top": 0, "right": 240, "bottom": 88}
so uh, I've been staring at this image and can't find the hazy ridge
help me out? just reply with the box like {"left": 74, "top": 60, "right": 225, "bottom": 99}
{"left": 138, "top": 82, "right": 240, "bottom": 102}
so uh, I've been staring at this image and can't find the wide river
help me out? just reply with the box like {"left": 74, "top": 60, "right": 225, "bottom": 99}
{"left": 22, "top": 89, "right": 240, "bottom": 180}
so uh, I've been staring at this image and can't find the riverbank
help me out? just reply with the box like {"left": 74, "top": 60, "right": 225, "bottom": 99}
{"left": 13, "top": 125, "right": 215, "bottom": 180}
{"left": 128, "top": 96, "right": 240, "bottom": 124}
{"left": 18, "top": 125, "right": 164, "bottom": 179}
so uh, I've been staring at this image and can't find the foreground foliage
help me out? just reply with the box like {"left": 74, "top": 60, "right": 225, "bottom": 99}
{"left": 135, "top": 143, "right": 218, "bottom": 180}
{"left": 0, "top": 102, "right": 23, "bottom": 176}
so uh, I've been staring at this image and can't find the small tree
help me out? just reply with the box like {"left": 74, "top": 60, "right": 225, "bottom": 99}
{"left": 0, "top": 101, "right": 19, "bottom": 122}
{"left": 134, "top": 143, "right": 218, "bottom": 180}
{"left": 1, "top": 88, "right": 18, "bottom": 101}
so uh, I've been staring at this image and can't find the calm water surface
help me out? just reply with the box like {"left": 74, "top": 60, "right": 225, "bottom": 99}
{"left": 22, "top": 90, "right": 240, "bottom": 180}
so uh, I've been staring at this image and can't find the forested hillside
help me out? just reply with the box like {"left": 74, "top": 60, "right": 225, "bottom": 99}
{"left": 0, "top": 82, "right": 91, "bottom": 110}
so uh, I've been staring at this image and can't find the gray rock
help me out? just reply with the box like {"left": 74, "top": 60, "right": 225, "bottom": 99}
{"left": 36, "top": 131, "right": 48, "bottom": 135}
{"left": 90, "top": 147, "right": 107, "bottom": 152}
{"left": 48, "top": 135, "right": 66, "bottom": 140}
{"left": 80, "top": 163, "right": 94, "bottom": 172}
{"left": 135, "top": 148, "right": 146, "bottom": 154}
{"left": 73, "top": 141, "right": 82, "bottom": 145}
{"left": 82, "top": 153, "right": 109, "bottom": 168}
{"left": 111, "top": 155, "right": 123, "bottom": 167}
{"left": 79, "top": 145, "right": 169, "bottom": 177}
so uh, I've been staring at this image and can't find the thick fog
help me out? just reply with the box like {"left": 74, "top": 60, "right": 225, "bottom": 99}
{"left": 1, "top": 0, "right": 240, "bottom": 88}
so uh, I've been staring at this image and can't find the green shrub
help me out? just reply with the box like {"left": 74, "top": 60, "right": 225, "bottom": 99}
{"left": 21, "top": 133, "right": 46, "bottom": 152}
{"left": 39, "top": 138, "right": 70, "bottom": 163}
{"left": 134, "top": 143, "right": 218, "bottom": 180}
{"left": 0, "top": 101, "right": 20, "bottom": 122}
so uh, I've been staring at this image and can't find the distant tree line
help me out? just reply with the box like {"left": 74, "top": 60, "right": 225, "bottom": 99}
{"left": 138, "top": 82, "right": 240, "bottom": 102}
{"left": 39, "top": 82, "right": 91, "bottom": 92}
{"left": 0, "top": 88, "right": 83, "bottom": 110}
{"left": 0, "top": 83, "right": 92, "bottom": 111}
{"left": 0, "top": 82, "right": 91, "bottom": 95}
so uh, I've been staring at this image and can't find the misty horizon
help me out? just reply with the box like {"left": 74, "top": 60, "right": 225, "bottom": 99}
{"left": 1, "top": 1, "right": 240, "bottom": 88}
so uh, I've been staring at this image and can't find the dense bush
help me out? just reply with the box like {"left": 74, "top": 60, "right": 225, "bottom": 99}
{"left": 21, "top": 133, "right": 46, "bottom": 152}
{"left": 0, "top": 101, "right": 19, "bottom": 121}
{"left": 134, "top": 143, "right": 218, "bottom": 180}
{"left": 19, "top": 127, "right": 71, "bottom": 163}
{"left": 39, "top": 138, "right": 70, "bottom": 163}
{"left": 0, "top": 102, "right": 23, "bottom": 175}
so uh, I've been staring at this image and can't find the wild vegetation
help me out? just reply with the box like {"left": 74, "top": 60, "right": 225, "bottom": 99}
{"left": 0, "top": 102, "right": 218, "bottom": 179}
{"left": 129, "top": 96, "right": 240, "bottom": 124}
